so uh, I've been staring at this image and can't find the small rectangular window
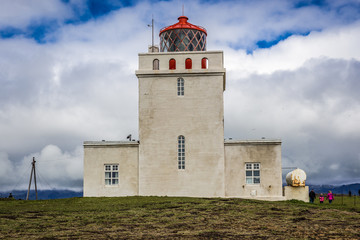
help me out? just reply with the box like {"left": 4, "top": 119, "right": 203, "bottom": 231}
{"left": 201, "top": 58, "right": 208, "bottom": 69}
{"left": 245, "top": 163, "right": 260, "bottom": 184}
{"left": 169, "top": 58, "right": 176, "bottom": 70}
{"left": 177, "top": 78, "right": 184, "bottom": 96}
{"left": 178, "top": 136, "right": 185, "bottom": 169}
{"left": 105, "top": 164, "right": 119, "bottom": 186}
{"left": 153, "top": 59, "right": 159, "bottom": 70}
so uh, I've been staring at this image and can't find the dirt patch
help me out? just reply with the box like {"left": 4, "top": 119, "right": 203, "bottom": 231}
{"left": 292, "top": 216, "right": 307, "bottom": 222}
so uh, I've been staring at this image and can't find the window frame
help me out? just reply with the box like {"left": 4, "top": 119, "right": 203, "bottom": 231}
{"left": 104, "top": 164, "right": 119, "bottom": 186}
{"left": 178, "top": 135, "right": 185, "bottom": 170}
{"left": 169, "top": 58, "right": 176, "bottom": 70}
{"left": 177, "top": 77, "right": 184, "bottom": 96}
{"left": 153, "top": 59, "right": 159, "bottom": 70}
{"left": 245, "top": 163, "right": 260, "bottom": 184}
{"left": 185, "top": 58, "right": 192, "bottom": 69}
{"left": 201, "top": 57, "right": 208, "bottom": 69}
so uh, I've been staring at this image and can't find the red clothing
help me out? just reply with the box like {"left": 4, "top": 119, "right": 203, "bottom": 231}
{"left": 327, "top": 193, "right": 334, "bottom": 200}
{"left": 319, "top": 196, "right": 324, "bottom": 202}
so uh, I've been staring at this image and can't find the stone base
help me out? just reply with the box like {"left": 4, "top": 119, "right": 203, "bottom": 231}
{"left": 283, "top": 186, "right": 309, "bottom": 202}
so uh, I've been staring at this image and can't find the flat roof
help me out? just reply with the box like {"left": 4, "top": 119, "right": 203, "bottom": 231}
{"left": 84, "top": 141, "right": 139, "bottom": 147}
{"left": 224, "top": 139, "right": 281, "bottom": 145}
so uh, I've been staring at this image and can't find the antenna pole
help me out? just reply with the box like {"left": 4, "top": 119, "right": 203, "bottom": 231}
{"left": 182, "top": 4, "right": 184, "bottom": 16}
{"left": 26, "top": 157, "right": 37, "bottom": 200}
{"left": 152, "top": 16, "right": 154, "bottom": 52}
{"left": 33, "top": 158, "right": 38, "bottom": 200}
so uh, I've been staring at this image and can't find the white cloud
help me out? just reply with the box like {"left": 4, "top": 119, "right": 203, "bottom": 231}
{"left": 1, "top": 145, "right": 83, "bottom": 192}
{"left": 0, "top": 0, "right": 72, "bottom": 29}
{"left": 0, "top": 152, "right": 15, "bottom": 186}
{"left": 225, "top": 21, "right": 360, "bottom": 77}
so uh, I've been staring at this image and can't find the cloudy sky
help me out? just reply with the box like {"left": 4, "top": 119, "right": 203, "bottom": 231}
{"left": 0, "top": 0, "right": 359, "bottom": 192}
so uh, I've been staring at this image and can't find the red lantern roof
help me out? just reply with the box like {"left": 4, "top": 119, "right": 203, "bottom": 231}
{"left": 159, "top": 16, "right": 207, "bottom": 36}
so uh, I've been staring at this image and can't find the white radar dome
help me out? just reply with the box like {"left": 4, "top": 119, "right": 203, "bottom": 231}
{"left": 286, "top": 168, "right": 306, "bottom": 187}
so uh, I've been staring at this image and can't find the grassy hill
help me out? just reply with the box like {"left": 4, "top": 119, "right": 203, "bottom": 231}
{"left": 1, "top": 196, "right": 359, "bottom": 239}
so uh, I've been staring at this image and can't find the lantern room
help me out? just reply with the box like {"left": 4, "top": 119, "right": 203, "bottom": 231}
{"left": 159, "top": 16, "right": 207, "bottom": 52}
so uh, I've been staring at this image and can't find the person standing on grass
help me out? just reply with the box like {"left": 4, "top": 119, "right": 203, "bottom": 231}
{"left": 319, "top": 193, "right": 324, "bottom": 204}
{"left": 327, "top": 190, "right": 334, "bottom": 203}
{"left": 309, "top": 189, "right": 316, "bottom": 203}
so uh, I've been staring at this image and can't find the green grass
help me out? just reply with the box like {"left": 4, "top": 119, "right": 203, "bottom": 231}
{"left": 0, "top": 196, "right": 359, "bottom": 239}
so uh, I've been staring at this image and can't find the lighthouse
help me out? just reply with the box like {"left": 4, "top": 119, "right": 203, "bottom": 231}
{"left": 84, "top": 15, "right": 284, "bottom": 200}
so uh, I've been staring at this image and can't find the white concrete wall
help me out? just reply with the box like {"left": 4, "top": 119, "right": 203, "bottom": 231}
{"left": 284, "top": 186, "right": 309, "bottom": 202}
{"left": 224, "top": 140, "right": 284, "bottom": 200}
{"left": 136, "top": 51, "right": 226, "bottom": 197}
{"left": 83, "top": 141, "right": 139, "bottom": 197}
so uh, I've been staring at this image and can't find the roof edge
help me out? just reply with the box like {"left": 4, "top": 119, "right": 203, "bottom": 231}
{"left": 84, "top": 141, "right": 139, "bottom": 147}
{"left": 224, "top": 139, "right": 282, "bottom": 145}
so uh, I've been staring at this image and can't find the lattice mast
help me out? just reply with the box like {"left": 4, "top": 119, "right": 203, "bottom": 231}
{"left": 159, "top": 16, "right": 207, "bottom": 52}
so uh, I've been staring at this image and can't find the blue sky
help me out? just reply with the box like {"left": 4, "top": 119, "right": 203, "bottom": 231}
{"left": 2, "top": 0, "right": 360, "bottom": 50}
{"left": 0, "top": 0, "right": 360, "bottom": 191}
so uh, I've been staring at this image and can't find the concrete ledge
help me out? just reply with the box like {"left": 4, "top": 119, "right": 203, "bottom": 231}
{"left": 135, "top": 69, "right": 226, "bottom": 77}
{"left": 225, "top": 139, "right": 282, "bottom": 145}
{"left": 84, "top": 141, "right": 139, "bottom": 148}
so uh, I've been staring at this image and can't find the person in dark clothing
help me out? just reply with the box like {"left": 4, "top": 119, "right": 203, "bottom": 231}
{"left": 309, "top": 189, "right": 316, "bottom": 203}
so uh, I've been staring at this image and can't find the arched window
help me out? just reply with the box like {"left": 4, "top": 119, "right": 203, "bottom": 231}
{"left": 201, "top": 57, "right": 208, "bottom": 69}
{"left": 178, "top": 136, "right": 185, "bottom": 169}
{"left": 169, "top": 58, "right": 176, "bottom": 70}
{"left": 153, "top": 59, "right": 159, "bottom": 70}
{"left": 185, "top": 58, "right": 192, "bottom": 69}
{"left": 177, "top": 77, "right": 184, "bottom": 96}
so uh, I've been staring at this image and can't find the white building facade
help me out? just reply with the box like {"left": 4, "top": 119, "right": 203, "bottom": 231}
{"left": 84, "top": 16, "right": 284, "bottom": 200}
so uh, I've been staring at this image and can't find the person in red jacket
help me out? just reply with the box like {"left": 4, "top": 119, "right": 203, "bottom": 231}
{"left": 319, "top": 193, "right": 324, "bottom": 203}
{"left": 327, "top": 190, "right": 334, "bottom": 203}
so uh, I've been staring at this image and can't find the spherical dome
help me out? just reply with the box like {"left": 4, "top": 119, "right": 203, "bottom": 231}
{"left": 286, "top": 168, "right": 307, "bottom": 187}
{"left": 159, "top": 16, "right": 207, "bottom": 52}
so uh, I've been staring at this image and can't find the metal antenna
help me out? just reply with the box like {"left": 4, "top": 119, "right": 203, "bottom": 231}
{"left": 26, "top": 157, "right": 38, "bottom": 200}
{"left": 182, "top": 4, "right": 184, "bottom": 16}
{"left": 152, "top": 15, "right": 154, "bottom": 51}
{"left": 147, "top": 15, "right": 154, "bottom": 52}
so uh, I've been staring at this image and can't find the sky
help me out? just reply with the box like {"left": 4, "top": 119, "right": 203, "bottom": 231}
{"left": 0, "top": 0, "right": 360, "bottom": 192}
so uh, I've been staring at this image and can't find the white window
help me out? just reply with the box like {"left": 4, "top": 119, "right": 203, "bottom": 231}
{"left": 178, "top": 136, "right": 185, "bottom": 169}
{"left": 177, "top": 77, "right": 184, "bottom": 96}
{"left": 105, "top": 164, "right": 119, "bottom": 185}
{"left": 245, "top": 163, "right": 260, "bottom": 184}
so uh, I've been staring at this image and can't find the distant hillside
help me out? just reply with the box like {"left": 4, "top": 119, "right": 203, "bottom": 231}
{"left": 0, "top": 190, "right": 82, "bottom": 200}
{"left": 307, "top": 183, "right": 360, "bottom": 195}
